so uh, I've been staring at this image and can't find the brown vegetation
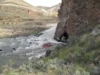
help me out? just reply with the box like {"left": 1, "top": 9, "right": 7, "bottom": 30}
{"left": 0, "top": 0, "right": 59, "bottom": 38}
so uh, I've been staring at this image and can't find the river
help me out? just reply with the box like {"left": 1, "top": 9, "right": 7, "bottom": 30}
{"left": 0, "top": 23, "right": 60, "bottom": 66}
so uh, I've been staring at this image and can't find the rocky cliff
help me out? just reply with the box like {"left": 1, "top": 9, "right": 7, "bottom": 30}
{"left": 54, "top": 0, "right": 100, "bottom": 41}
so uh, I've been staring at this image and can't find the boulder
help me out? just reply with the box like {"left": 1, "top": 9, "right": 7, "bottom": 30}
{"left": 54, "top": 0, "right": 100, "bottom": 41}
{"left": 45, "top": 50, "right": 52, "bottom": 57}
{"left": 0, "top": 49, "right": 2, "bottom": 51}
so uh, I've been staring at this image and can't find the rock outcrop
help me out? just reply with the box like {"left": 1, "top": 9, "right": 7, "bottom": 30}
{"left": 54, "top": 0, "right": 100, "bottom": 41}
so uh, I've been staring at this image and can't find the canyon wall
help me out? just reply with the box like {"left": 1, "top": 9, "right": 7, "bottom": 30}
{"left": 54, "top": 0, "right": 100, "bottom": 41}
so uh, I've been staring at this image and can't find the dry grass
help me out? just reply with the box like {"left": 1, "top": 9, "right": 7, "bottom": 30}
{"left": 0, "top": 21, "right": 47, "bottom": 38}
{"left": 0, "top": 1, "right": 58, "bottom": 38}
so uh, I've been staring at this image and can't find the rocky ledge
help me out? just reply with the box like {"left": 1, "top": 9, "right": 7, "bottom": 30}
{"left": 54, "top": 0, "right": 100, "bottom": 41}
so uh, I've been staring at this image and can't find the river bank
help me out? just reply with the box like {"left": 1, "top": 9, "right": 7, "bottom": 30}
{"left": 0, "top": 23, "right": 60, "bottom": 67}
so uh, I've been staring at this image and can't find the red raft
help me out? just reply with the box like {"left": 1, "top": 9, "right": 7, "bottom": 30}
{"left": 42, "top": 43, "right": 52, "bottom": 48}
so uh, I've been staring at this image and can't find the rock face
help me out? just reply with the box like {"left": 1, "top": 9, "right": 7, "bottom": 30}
{"left": 54, "top": 0, "right": 100, "bottom": 41}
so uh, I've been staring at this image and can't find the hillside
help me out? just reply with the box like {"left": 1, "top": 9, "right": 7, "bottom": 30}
{"left": 0, "top": 0, "right": 100, "bottom": 75}
{"left": 0, "top": 0, "right": 60, "bottom": 21}
{"left": 48, "top": 3, "right": 61, "bottom": 12}
{"left": 0, "top": 0, "right": 38, "bottom": 9}
{"left": 38, "top": 3, "right": 61, "bottom": 17}
{"left": 0, "top": 0, "right": 43, "bottom": 18}
{"left": 0, "top": 0, "right": 47, "bottom": 38}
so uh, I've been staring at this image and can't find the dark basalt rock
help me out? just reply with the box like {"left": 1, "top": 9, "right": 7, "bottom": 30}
{"left": 35, "top": 33, "right": 43, "bottom": 37}
{"left": 0, "top": 49, "right": 2, "bottom": 51}
{"left": 12, "top": 48, "right": 16, "bottom": 51}
{"left": 54, "top": 0, "right": 100, "bottom": 41}
{"left": 45, "top": 50, "right": 52, "bottom": 57}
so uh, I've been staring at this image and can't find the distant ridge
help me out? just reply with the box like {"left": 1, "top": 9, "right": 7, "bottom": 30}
{"left": 0, "top": 0, "right": 61, "bottom": 19}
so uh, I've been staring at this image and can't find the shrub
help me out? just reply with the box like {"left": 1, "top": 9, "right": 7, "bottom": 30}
{"left": 35, "top": 21, "right": 45, "bottom": 25}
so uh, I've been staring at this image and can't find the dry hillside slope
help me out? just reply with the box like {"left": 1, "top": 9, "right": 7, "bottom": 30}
{"left": 0, "top": 0, "right": 47, "bottom": 38}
